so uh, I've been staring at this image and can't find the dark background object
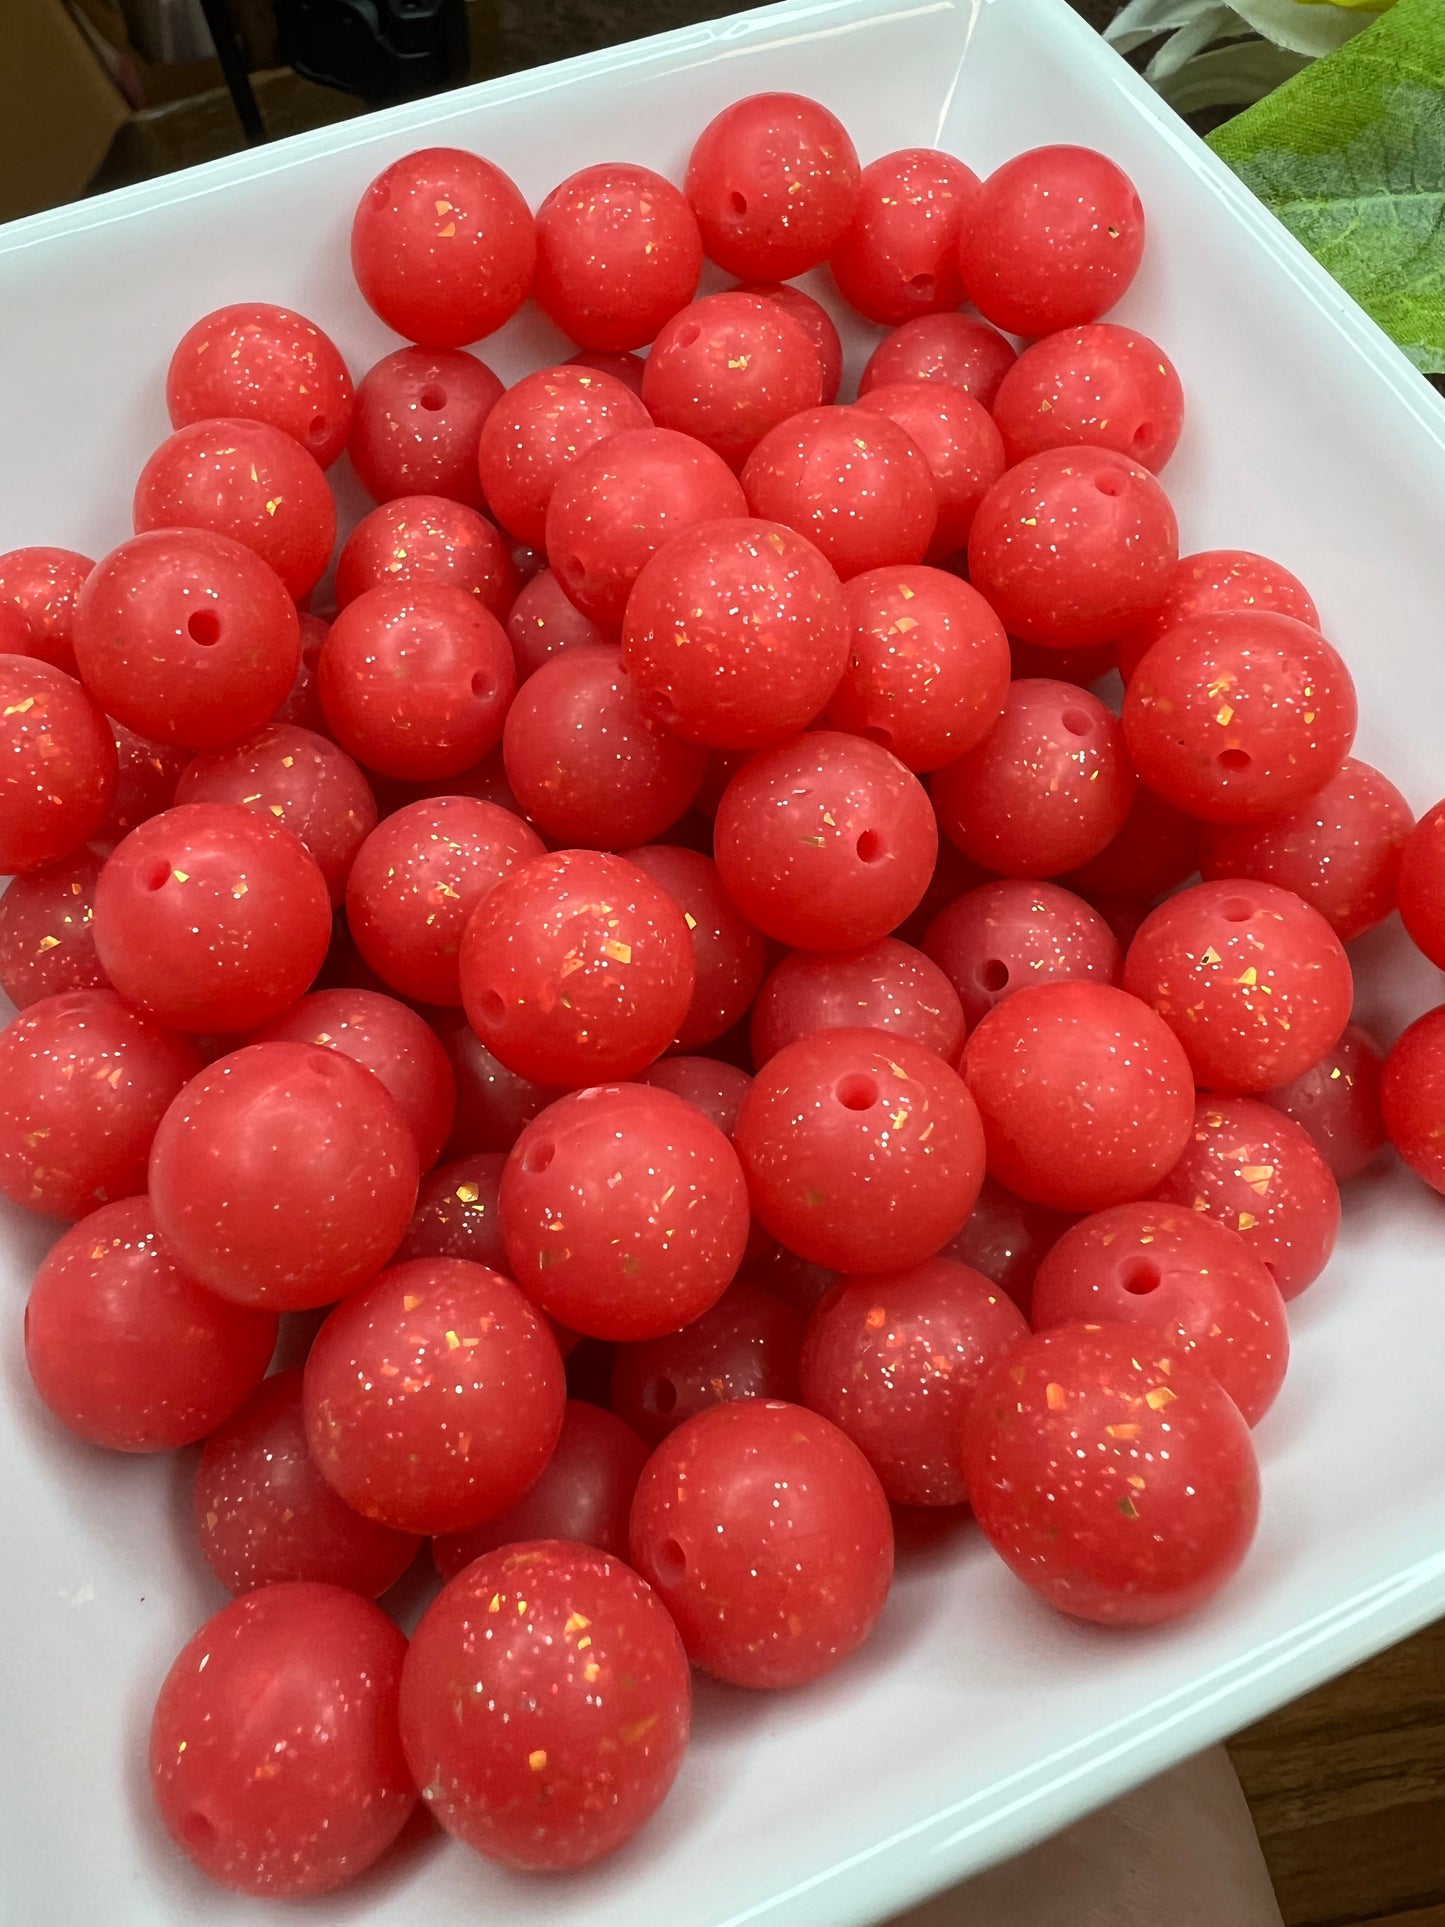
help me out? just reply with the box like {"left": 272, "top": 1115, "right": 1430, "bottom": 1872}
{"left": 276, "top": 0, "right": 469, "bottom": 102}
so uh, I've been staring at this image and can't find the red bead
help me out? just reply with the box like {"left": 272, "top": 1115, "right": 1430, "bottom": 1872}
{"left": 609, "top": 1281, "right": 802, "bottom": 1447}
{"left": 567, "top": 348, "right": 647, "bottom": 394}
{"left": 502, "top": 645, "right": 705, "bottom": 847}
{"left": 0, "top": 599, "right": 30, "bottom": 652}
{"left": 1123, "top": 878, "right": 1352, "bottom": 1093}
{"left": 962, "top": 1323, "right": 1259, "bottom": 1626}
{"left": 271, "top": 612, "right": 329, "bottom": 733}
{"left": 195, "top": 1369, "right": 419, "bottom": 1596}
{"left": 736, "top": 1026, "right": 984, "bottom": 1270}
{"left": 433, "top": 1013, "right": 559, "bottom": 1153}
{"left": 351, "top": 146, "right": 535, "bottom": 348}
{"left": 622, "top": 517, "right": 847, "bottom": 749}
{"left": 395, "top": 1149, "right": 507, "bottom": 1267}
{"left": 631, "top": 1398, "right": 892, "bottom": 1687}
{"left": 98, "top": 718, "right": 188, "bottom": 847}
{"left": 251, "top": 987, "right": 456, "bottom": 1170}
{"left": 830, "top": 147, "right": 979, "bottom": 324}
{"left": 133, "top": 419, "right": 334, "bottom": 604}
{"left": 175, "top": 722, "right": 377, "bottom": 905}
{"left": 502, "top": 1083, "right": 749, "bottom": 1340}
{"left": 350, "top": 346, "right": 503, "bottom": 509}
{"left": 635, "top": 1055, "right": 753, "bottom": 1138}
{"left": 305, "top": 1258, "right": 564, "bottom": 1533}
{"left": 992, "top": 324, "right": 1184, "bottom": 471}
{"left": 545, "top": 426, "right": 746, "bottom": 630}
{"left": 827, "top": 564, "right": 1008, "bottom": 771}
{"left": 149, "top": 1040, "right": 418, "bottom": 1309}
{"left": 923, "top": 878, "right": 1122, "bottom": 1030}
{"left": 25, "top": 1195, "right": 276, "bottom": 1450}
{"left": 940, "top": 1175, "right": 1075, "bottom": 1317}
{"left": 1152, "top": 1094, "right": 1341, "bottom": 1300}
{"left": 150, "top": 1583, "right": 414, "bottom": 1897}
{"left": 1264, "top": 1022, "right": 1386, "bottom": 1183}
{"left": 968, "top": 447, "right": 1177, "bottom": 649}
{"left": 1032, "top": 1202, "right": 1286, "bottom": 1426}
{"left": 1382, "top": 1006, "right": 1445, "bottom": 1195}
{"left": 506, "top": 567, "right": 611, "bottom": 676}
{"left": 1062, "top": 785, "right": 1201, "bottom": 904}
{"left": 959, "top": 145, "right": 1145, "bottom": 337}
{"left": 1396, "top": 797, "right": 1445, "bottom": 968}
{"left": 166, "top": 303, "right": 354, "bottom": 468}
{"left": 0, "top": 847, "right": 107, "bottom": 1008}
{"left": 801, "top": 1258, "right": 1026, "bottom": 1504}
{"left": 336, "top": 494, "right": 516, "bottom": 619}
{"left": 0, "top": 545, "right": 92, "bottom": 673}
{"left": 459, "top": 848, "right": 694, "bottom": 1087}
{"left": 715, "top": 731, "right": 936, "bottom": 948}
{"left": 346, "top": 795, "right": 543, "bottom": 1006}
{"left": 1199, "top": 756, "right": 1411, "bottom": 942}
{"left": 478, "top": 364, "right": 651, "bottom": 547}
{"left": 641, "top": 292, "right": 823, "bottom": 470}
{"left": 860, "top": 312, "right": 1017, "bottom": 408}
{"left": 402, "top": 1541, "right": 690, "bottom": 1868}
{"left": 432, "top": 1401, "right": 649, "bottom": 1575}
{"left": 730, "top": 281, "right": 844, "bottom": 403}
{"left": 626, "top": 843, "right": 766, "bottom": 1050}
{"left": 854, "top": 379, "right": 1006, "bottom": 560}
{"left": 318, "top": 582, "right": 515, "bottom": 782}
{"left": 741, "top": 403, "right": 936, "bottom": 578}
{"left": 0, "top": 655, "right": 115, "bottom": 871}
{"left": 750, "top": 937, "right": 965, "bottom": 1067}
{"left": 933, "top": 679, "right": 1135, "bottom": 878}
{"left": 963, "top": 980, "right": 1195, "bottom": 1212}
{"left": 72, "top": 529, "right": 299, "bottom": 749}
{"left": 534, "top": 162, "right": 702, "bottom": 350}
{"left": 1123, "top": 612, "right": 1356, "bottom": 824}
{"left": 685, "top": 92, "right": 861, "bottom": 280}
{"left": 93, "top": 803, "right": 331, "bottom": 1032}
{"left": 1117, "top": 548, "right": 1320, "bottom": 682}
{"left": 0, "top": 989, "right": 201, "bottom": 1220}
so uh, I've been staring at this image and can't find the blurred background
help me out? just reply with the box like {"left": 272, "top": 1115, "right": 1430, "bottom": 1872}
{"left": 0, "top": 0, "right": 1128, "bottom": 223}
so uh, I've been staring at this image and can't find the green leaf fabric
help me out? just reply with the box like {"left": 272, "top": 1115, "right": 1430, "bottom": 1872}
{"left": 1208, "top": 0, "right": 1445, "bottom": 373}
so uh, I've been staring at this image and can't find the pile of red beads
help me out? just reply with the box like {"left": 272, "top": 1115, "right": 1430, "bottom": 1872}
{"left": 0, "top": 93, "right": 1431, "bottom": 1901}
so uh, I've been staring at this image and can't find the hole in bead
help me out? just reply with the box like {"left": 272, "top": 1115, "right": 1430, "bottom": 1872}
{"left": 855, "top": 828, "right": 884, "bottom": 863}
{"left": 562, "top": 552, "right": 586, "bottom": 585}
{"left": 141, "top": 859, "right": 171, "bottom": 892}
{"left": 1217, "top": 747, "right": 1251, "bottom": 772}
{"left": 187, "top": 610, "right": 221, "bottom": 647}
{"left": 1121, "top": 1258, "right": 1161, "bottom": 1296}
{"left": 1219, "top": 896, "right": 1254, "bottom": 924}
{"left": 1061, "top": 707, "right": 1092, "bottom": 737}
{"left": 369, "top": 179, "right": 391, "bottom": 208}
{"left": 908, "top": 272, "right": 935, "bottom": 300}
{"left": 1132, "top": 420, "right": 1154, "bottom": 448}
{"left": 308, "top": 1054, "right": 343, "bottom": 1078}
{"left": 307, "top": 414, "right": 330, "bottom": 445}
{"left": 836, "top": 1072, "right": 879, "bottom": 1111}
{"left": 477, "top": 987, "right": 506, "bottom": 1026}
{"left": 418, "top": 384, "right": 447, "bottom": 412}
{"left": 642, "top": 687, "right": 682, "bottom": 731}
{"left": 862, "top": 725, "right": 895, "bottom": 751}
{"left": 470, "top": 670, "right": 494, "bottom": 700}
{"left": 653, "top": 1536, "right": 688, "bottom": 1586}
{"left": 1094, "top": 471, "right": 1125, "bottom": 498}
{"left": 980, "top": 958, "right": 1010, "bottom": 993}
{"left": 180, "top": 1812, "right": 217, "bottom": 1851}
{"left": 676, "top": 323, "right": 702, "bottom": 350}
{"left": 644, "top": 1377, "right": 678, "bottom": 1418}
{"left": 522, "top": 1139, "right": 555, "bottom": 1176}
{"left": 728, "top": 190, "right": 748, "bottom": 217}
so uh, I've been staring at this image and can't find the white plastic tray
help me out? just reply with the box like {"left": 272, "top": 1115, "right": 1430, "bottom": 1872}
{"left": 5, "top": 1, "right": 1445, "bottom": 1922}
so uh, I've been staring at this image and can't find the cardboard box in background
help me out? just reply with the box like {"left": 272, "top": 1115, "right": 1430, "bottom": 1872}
{"left": 0, "top": 0, "right": 130, "bottom": 221}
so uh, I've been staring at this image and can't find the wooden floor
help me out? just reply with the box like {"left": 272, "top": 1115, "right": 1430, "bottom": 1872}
{"left": 1229, "top": 1620, "right": 1445, "bottom": 1926}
